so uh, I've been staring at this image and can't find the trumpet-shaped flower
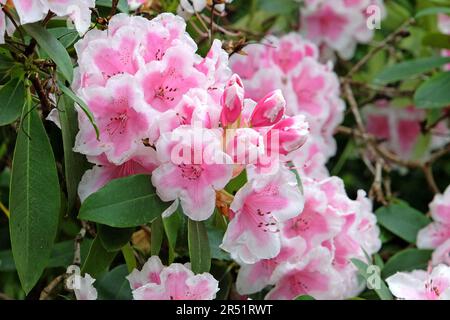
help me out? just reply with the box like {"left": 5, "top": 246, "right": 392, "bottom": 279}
{"left": 386, "top": 264, "right": 450, "bottom": 300}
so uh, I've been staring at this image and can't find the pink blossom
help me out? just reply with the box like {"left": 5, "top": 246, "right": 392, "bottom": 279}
{"left": 220, "top": 166, "right": 304, "bottom": 264}
{"left": 230, "top": 33, "right": 345, "bottom": 160}
{"left": 220, "top": 74, "right": 244, "bottom": 126}
{"left": 417, "top": 185, "right": 450, "bottom": 249}
{"left": 386, "top": 264, "right": 450, "bottom": 300}
{"left": 13, "top": 0, "right": 95, "bottom": 35}
{"left": 74, "top": 273, "right": 98, "bottom": 300}
{"left": 126, "top": 256, "right": 164, "bottom": 289}
{"left": 130, "top": 256, "right": 219, "bottom": 300}
{"left": 266, "top": 115, "right": 309, "bottom": 156}
{"left": 265, "top": 247, "right": 342, "bottom": 300}
{"left": 432, "top": 239, "right": 450, "bottom": 267}
{"left": 300, "top": 0, "right": 386, "bottom": 59}
{"left": 137, "top": 45, "right": 207, "bottom": 113}
{"left": 287, "top": 138, "right": 330, "bottom": 181}
{"left": 236, "top": 237, "right": 307, "bottom": 295}
{"left": 233, "top": 176, "right": 381, "bottom": 299}
{"left": 74, "top": 75, "right": 153, "bottom": 165}
{"left": 151, "top": 126, "right": 233, "bottom": 221}
{"left": 363, "top": 101, "right": 450, "bottom": 161}
{"left": 250, "top": 90, "right": 286, "bottom": 127}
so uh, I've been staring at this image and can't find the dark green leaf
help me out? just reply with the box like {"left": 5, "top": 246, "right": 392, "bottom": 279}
{"left": 415, "top": 7, "right": 450, "bottom": 18}
{"left": 351, "top": 259, "right": 393, "bottom": 300}
{"left": 58, "top": 95, "right": 89, "bottom": 214}
{"left": 423, "top": 33, "right": 450, "bottom": 49}
{"left": 81, "top": 236, "right": 118, "bottom": 278}
{"left": 382, "top": 249, "right": 433, "bottom": 279}
{"left": 374, "top": 57, "right": 450, "bottom": 84}
{"left": 295, "top": 295, "right": 315, "bottom": 300}
{"left": 151, "top": 216, "right": 163, "bottom": 256}
{"left": 225, "top": 170, "right": 247, "bottom": 194}
{"left": 22, "top": 23, "right": 73, "bottom": 82}
{"left": 98, "top": 224, "right": 134, "bottom": 252}
{"left": 48, "top": 28, "right": 79, "bottom": 48}
{"left": 0, "top": 78, "right": 25, "bottom": 126}
{"left": 163, "top": 207, "right": 183, "bottom": 264}
{"left": 79, "top": 175, "right": 171, "bottom": 228}
{"left": 57, "top": 81, "right": 99, "bottom": 139}
{"left": 188, "top": 218, "right": 211, "bottom": 274}
{"left": 414, "top": 72, "right": 450, "bottom": 109}
{"left": 207, "top": 228, "right": 231, "bottom": 261}
{"left": 95, "top": 264, "right": 133, "bottom": 300}
{"left": 376, "top": 203, "right": 430, "bottom": 243}
{"left": 0, "top": 239, "right": 92, "bottom": 272}
{"left": 9, "top": 102, "right": 61, "bottom": 294}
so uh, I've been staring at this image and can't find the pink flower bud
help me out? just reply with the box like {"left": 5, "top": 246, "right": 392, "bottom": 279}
{"left": 250, "top": 90, "right": 286, "bottom": 127}
{"left": 266, "top": 115, "right": 309, "bottom": 155}
{"left": 220, "top": 74, "right": 245, "bottom": 126}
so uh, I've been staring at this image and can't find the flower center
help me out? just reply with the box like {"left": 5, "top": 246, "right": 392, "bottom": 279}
{"left": 106, "top": 111, "right": 128, "bottom": 136}
{"left": 178, "top": 164, "right": 204, "bottom": 181}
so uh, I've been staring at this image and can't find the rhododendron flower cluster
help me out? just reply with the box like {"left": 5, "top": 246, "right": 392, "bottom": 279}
{"left": 76, "top": 256, "right": 219, "bottom": 300}
{"left": 386, "top": 264, "right": 450, "bottom": 300}
{"left": 417, "top": 185, "right": 450, "bottom": 267}
{"left": 127, "top": 256, "right": 219, "bottom": 300}
{"left": 230, "top": 33, "right": 345, "bottom": 179}
{"left": 300, "top": 0, "right": 386, "bottom": 60}
{"left": 363, "top": 100, "right": 450, "bottom": 161}
{"left": 233, "top": 176, "right": 381, "bottom": 300}
{"left": 73, "top": 13, "right": 309, "bottom": 224}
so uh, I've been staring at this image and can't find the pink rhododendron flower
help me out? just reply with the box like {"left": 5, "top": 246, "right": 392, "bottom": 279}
{"left": 250, "top": 90, "right": 286, "bottom": 127}
{"left": 363, "top": 100, "right": 450, "bottom": 161}
{"left": 220, "top": 74, "right": 244, "bottom": 126}
{"left": 230, "top": 33, "right": 345, "bottom": 163}
{"left": 129, "top": 256, "right": 219, "bottom": 300}
{"left": 220, "top": 166, "right": 304, "bottom": 264}
{"left": 432, "top": 239, "right": 450, "bottom": 267}
{"left": 266, "top": 247, "right": 342, "bottom": 300}
{"left": 13, "top": 0, "right": 95, "bottom": 35}
{"left": 386, "top": 264, "right": 450, "bottom": 300}
{"left": 151, "top": 126, "right": 233, "bottom": 221}
{"left": 300, "top": 0, "right": 386, "bottom": 59}
{"left": 74, "top": 273, "right": 98, "bottom": 300}
{"left": 417, "top": 185, "right": 450, "bottom": 250}
{"left": 234, "top": 176, "right": 381, "bottom": 299}
{"left": 74, "top": 75, "right": 153, "bottom": 165}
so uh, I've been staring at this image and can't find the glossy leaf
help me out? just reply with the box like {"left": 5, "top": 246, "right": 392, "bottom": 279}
{"left": 22, "top": 23, "right": 73, "bottom": 82}
{"left": 381, "top": 249, "right": 433, "bottom": 279}
{"left": 374, "top": 57, "right": 450, "bottom": 84}
{"left": 9, "top": 103, "right": 61, "bottom": 294}
{"left": 0, "top": 78, "right": 25, "bottom": 126}
{"left": 81, "top": 236, "right": 118, "bottom": 278}
{"left": 79, "top": 175, "right": 171, "bottom": 228}
{"left": 188, "top": 218, "right": 211, "bottom": 274}
{"left": 376, "top": 203, "right": 430, "bottom": 244}
{"left": 58, "top": 95, "right": 89, "bottom": 214}
{"left": 95, "top": 264, "right": 133, "bottom": 300}
{"left": 414, "top": 72, "right": 450, "bottom": 109}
